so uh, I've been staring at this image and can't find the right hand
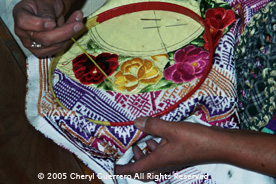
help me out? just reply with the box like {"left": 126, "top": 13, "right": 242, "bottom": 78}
{"left": 116, "top": 117, "right": 276, "bottom": 179}
{"left": 115, "top": 117, "right": 223, "bottom": 180}
{"left": 13, "top": 0, "right": 84, "bottom": 58}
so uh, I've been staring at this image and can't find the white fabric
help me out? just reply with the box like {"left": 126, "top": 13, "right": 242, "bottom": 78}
{"left": 117, "top": 115, "right": 275, "bottom": 184}
{"left": 15, "top": 0, "right": 276, "bottom": 183}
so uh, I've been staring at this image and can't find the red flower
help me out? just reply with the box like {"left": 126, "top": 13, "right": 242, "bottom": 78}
{"left": 203, "top": 8, "right": 236, "bottom": 50}
{"left": 206, "top": 7, "right": 236, "bottom": 30}
{"left": 72, "top": 53, "right": 119, "bottom": 85}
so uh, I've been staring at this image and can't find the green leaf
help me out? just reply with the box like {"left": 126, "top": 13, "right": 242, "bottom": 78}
{"left": 140, "top": 78, "right": 182, "bottom": 93}
{"left": 214, "top": 3, "right": 232, "bottom": 10}
{"left": 190, "top": 34, "right": 205, "bottom": 47}
{"left": 200, "top": 0, "right": 217, "bottom": 17}
{"left": 87, "top": 40, "right": 103, "bottom": 53}
{"left": 96, "top": 79, "right": 114, "bottom": 91}
{"left": 103, "top": 79, "right": 114, "bottom": 91}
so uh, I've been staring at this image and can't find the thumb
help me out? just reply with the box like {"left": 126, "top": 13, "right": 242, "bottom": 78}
{"left": 13, "top": 0, "right": 57, "bottom": 31}
{"left": 36, "top": 1, "right": 56, "bottom": 18}
{"left": 35, "top": 0, "right": 64, "bottom": 26}
{"left": 134, "top": 117, "right": 172, "bottom": 138}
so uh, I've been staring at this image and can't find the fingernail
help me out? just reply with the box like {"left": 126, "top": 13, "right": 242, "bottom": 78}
{"left": 75, "top": 14, "right": 82, "bottom": 21}
{"left": 44, "top": 21, "right": 56, "bottom": 29}
{"left": 74, "top": 23, "right": 83, "bottom": 32}
{"left": 134, "top": 117, "right": 147, "bottom": 129}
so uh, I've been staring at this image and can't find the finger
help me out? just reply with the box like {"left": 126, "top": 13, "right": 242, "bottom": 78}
{"left": 132, "top": 145, "right": 145, "bottom": 161}
{"left": 18, "top": 35, "right": 56, "bottom": 50}
{"left": 66, "top": 10, "right": 84, "bottom": 23}
{"left": 31, "top": 21, "right": 83, "bottom": 47}
{"left": 146, "top": 140, "right": 159, "bottom": 151}
{"left": 35, "top": 0, "right": 65, "bottom": 19}
{"left": 35, "top": 1, "right": 56, "bottom": 19}
{"left": 28, "top": 41, "right": 68, "bottom": 58}
{"left": 52, "top": 10, "right": 83, "bottom": 31}
{"left": 57, "top": 15, "right": 65, "bottom": 27}
{"left": 134, "top": 117, "right": 174, "bottom": 139}
{"left": 13, "top": 2, "right": 56, "bottom": 31}
{"left": 18, "top": 36, "right": 34, "bottom": 49}
{"left": 159, "top": 139, "right": 167, "bottom": 146}
{"left": 14, "top": 27, "right": 36, "bottom": 42}
{"left": 116, "top": 146, "right": 170, "bottom": 175}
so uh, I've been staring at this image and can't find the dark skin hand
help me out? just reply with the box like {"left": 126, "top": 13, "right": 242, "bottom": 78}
{"left": 13, "top": 0, "right": 85, "bottom": 58}
{"left": 115, "top": 117, "right": 276, "bottom": 180}
{"left": 13, "top": 1, "right": 276, "bottom": 179}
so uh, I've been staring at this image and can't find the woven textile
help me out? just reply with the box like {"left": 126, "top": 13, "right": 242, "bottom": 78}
{"left": 236, "top": 0, "right": 276, "bottom": 132}
{"left": 25, "top": 0, "right": 274, "bottom": 183}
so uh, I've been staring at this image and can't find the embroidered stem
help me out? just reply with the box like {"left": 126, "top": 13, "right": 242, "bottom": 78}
{"left": 71, "top": 37, "right": 116, "bottom": 87}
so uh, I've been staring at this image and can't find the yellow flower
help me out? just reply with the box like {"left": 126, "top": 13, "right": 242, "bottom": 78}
{"left": 114, "top": 57, "right": 162, "bottom": 92}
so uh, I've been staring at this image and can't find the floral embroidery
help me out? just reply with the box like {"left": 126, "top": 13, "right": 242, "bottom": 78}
{"left": 203, "top": 7, "right": 236, "bottom": 50}
{"left": 164, "top": 45, "right": 209, "bottom": 83}
{"left": 114, "top": 58, "right": 162, "bottom": 92}
{"left": 72, "top": 53, "right": 118, "bottom": 85}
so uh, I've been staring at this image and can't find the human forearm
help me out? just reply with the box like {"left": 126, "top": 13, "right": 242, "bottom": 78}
{"left": 116, "top": 117, "right": 276, "bottom": 178}
{"left": 216, "top": 128, "right": 276, "bottom": 176}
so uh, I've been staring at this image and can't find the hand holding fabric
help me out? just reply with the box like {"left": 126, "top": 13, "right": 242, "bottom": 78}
{"left": 115, "top": 117, "right": 224, "bottom": 179}
{"left": 115, "top": 117, "right": 276, "bottom": 180}
{"left": 13, "top": 0, "right": 84, "bottom": 58}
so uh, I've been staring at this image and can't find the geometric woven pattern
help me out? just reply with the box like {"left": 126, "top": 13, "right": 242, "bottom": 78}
{"left": 25, "top": 1, "right": 274, "bottom": 183}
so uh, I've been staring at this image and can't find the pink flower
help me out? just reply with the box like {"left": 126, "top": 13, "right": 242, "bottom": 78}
{"left": 164, "top": 45, "right": 209, "bottom": 83}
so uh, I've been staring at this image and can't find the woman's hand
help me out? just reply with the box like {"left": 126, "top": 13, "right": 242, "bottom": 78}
{"left": 13, "top": 0, "right": 84, "bottom": 58}
{"left": 115, "top": 117, "right": 276, "bottom": 180}
{"left": 115, "top": 117, "right": 225, "bottom": 179}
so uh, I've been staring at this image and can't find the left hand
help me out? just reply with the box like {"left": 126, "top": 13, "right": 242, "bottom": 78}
{"left": 13, "top": 0, "right": 84, "bottom": 58}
